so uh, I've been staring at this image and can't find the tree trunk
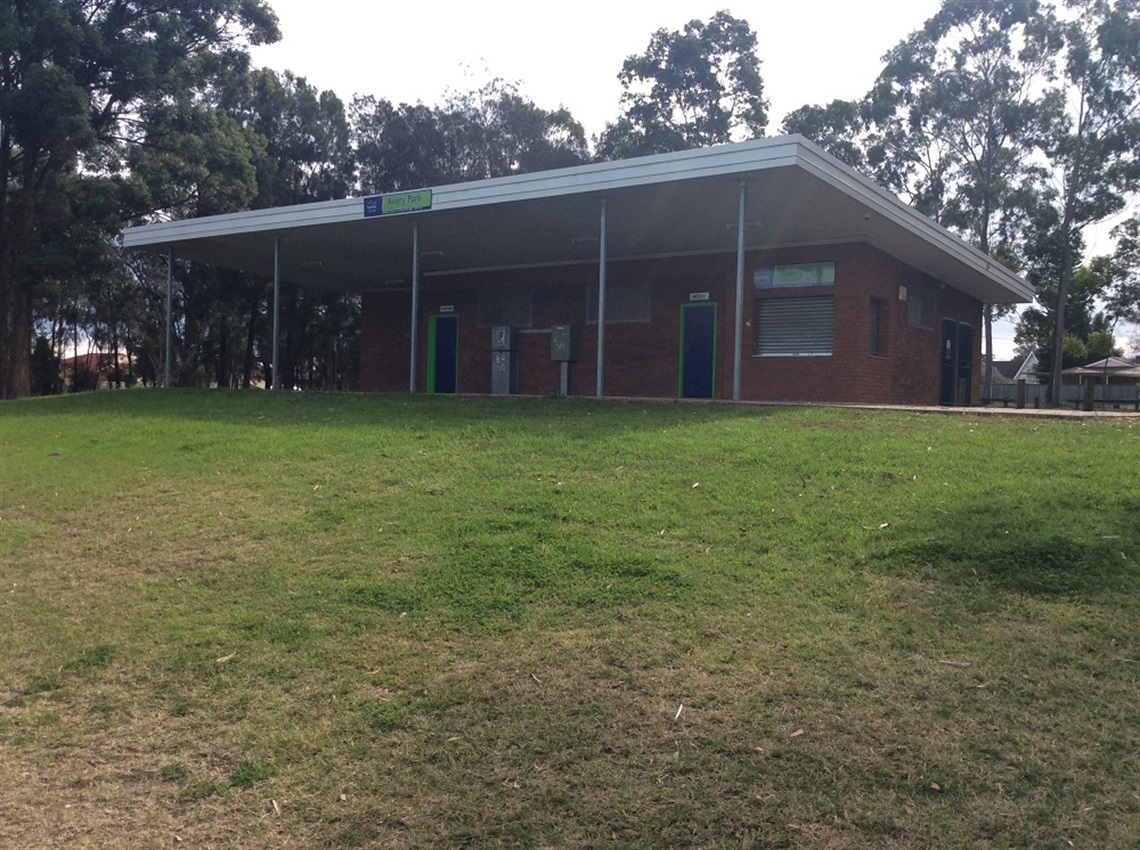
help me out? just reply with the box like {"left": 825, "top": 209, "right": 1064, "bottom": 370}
{"left": 1, "top": 139, "right": 60, "bottom": 399}
{"left": 1050, "top": 187, "right": 1079, "bottom": 407}
{"left": 215, "top": 319, "right": 230, "bottom": 388}
{"left": 326, "top": 334, "right": 337, "bottom": 390}
{"left": 5, "top": 280, "right": 33, "bottom": 398}
{"left": 241, "top": 283, "right": 261, "bottom": 389}
{"left": 978, "top": 218, "right": 993, "bottom": 404}
{"left": 111, "top": 321, "right": 123, "bottom": 387}
{"left": 0, "top": 261, "right": 13, "bottom": 399}
{"left": 1050, "top": 90, "right": 1087, "bottom": 409}
{"left": 1050, "top": 257, "right": 1073, "bottom": 406}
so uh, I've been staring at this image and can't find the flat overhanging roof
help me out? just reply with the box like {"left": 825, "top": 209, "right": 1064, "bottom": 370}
{"left": 122, "top": 135, "right": 1033, "bottom": 305}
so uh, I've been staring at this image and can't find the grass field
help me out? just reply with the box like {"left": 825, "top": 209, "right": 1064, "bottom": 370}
{"left": 1, "top": 390, "right": 1137, "bottom": 849}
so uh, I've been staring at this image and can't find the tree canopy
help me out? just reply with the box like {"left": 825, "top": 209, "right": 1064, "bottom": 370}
{"left": 1035, "top": 0, "right": 1140, "bottom": 399}
{"left": 352, "top": 79, "right": 588, "bottom": 195}
{"left": 0, "top": 0, "right": 281, "bottom": 397}
{"left": 597, "top": 11, "right": 768, "bottom": 158}
{"left": 784, "top": 0, "right": 1140, "bottom": 396}
{"left": 5, "top": 2, "right": 1139, "bottom": 400}
{"left": 1, "top": 3, "right": 594, "bottom": 396}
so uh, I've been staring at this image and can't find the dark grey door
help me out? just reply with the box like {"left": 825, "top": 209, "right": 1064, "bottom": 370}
{"left": 428, "top": 315, "right": 458, "bottom": 394}
{"left": 680, "top": 303, "right": 717, "bottom": 398}
{"left": 939, "top": 318, "right": 957, "bottom": 406}
{"left": 957, "top": 322, "right": 974, "bottom": 406}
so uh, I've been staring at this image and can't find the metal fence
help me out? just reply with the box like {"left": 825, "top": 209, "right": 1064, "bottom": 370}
{"left": 985, "top": 381, "right": 1140, "bottom": 409}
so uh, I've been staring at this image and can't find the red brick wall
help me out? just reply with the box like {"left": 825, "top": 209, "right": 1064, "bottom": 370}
{"left": 358, "top": 242, "right": 983, "bottom": 405}
{"left": 737, "top": 244, "right": 981, "bottom": 405}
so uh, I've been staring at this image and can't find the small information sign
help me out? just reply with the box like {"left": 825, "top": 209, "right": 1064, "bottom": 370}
{"left": 752, "top": 266, "right": 776, "bottom": 289}
{"left": 689, "top": 292, "right": 710, "bottom": 301}
{"left": 363, "top": 189, "right": 433, "bottom": 218}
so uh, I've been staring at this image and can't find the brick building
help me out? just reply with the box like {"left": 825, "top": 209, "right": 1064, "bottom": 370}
{"left": 123, "top": 136, "right": 1033, "bottom": 406}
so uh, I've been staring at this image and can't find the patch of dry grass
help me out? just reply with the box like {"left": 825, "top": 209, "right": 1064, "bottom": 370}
{"left": 1, "top": 391, "right": 1137, "bottom": 848}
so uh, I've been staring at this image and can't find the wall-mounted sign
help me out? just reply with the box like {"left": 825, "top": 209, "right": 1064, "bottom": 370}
{"left": 689, "top": 292, "right": 710, "bottom": 301}
{"left": 440, "top": 305, "right": 455, "bottom": 313}
{"left": 753, "top": 267, "right": 776, "bottom": 289}
{"left": 363, "top": 189, "right": 433, "bottom": 218}
{"left": 753, "top": 262, "right": 835, "bottom": 289}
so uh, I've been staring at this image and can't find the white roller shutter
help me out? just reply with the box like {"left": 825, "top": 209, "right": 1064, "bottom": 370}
{"left": 754, "top": 297, "right": 834, "bottom": 356}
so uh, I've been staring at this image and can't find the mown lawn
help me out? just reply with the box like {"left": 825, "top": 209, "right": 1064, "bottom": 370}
{"left": 0, "top": 390, "right": 1137, "bottom": 849}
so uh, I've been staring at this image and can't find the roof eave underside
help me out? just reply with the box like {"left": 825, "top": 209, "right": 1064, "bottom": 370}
{"left": 122, "top": 136, "right": 1033, "bottom": 306}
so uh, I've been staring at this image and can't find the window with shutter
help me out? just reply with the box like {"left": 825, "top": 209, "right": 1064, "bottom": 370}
{"left": 753, "top": 296, "right": 835, "bottom": 356}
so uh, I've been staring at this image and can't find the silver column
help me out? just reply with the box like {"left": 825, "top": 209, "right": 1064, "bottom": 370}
{"left": 271, "top": 237, "right": 281, "bottom": 391}
{"left": 595, "top": 197, "right": 608, "bottom": 398}
{"left": 409, "top": 223, "right": 420, "bottom": 392}
{"left": 733, "top": 180, "right": 747, "bottom": 401}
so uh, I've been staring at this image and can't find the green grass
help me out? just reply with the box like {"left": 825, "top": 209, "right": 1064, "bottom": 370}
{"left": 1, "top": 390, "right": 1137, "bottom": 848}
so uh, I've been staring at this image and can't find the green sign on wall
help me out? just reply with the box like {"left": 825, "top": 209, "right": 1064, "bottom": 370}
{"left": 363, "top": 190, "right": 433, "bottom": 218}
{"left": 753, "top": 262, "right": 836, "bottom": 289}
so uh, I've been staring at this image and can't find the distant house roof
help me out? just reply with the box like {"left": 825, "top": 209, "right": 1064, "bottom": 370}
{"left": 993, "top": 351, "right": 1039, "bottom": 383}
{"left": 61, "top": 353, "right": 109, "bottom": 372}
{"left": 60, "top": 352, "right": 128, "bottom": 374}
{"left": 1065, "top": 365, "right": 1140, "bottom": 377}
{"left": 992, "top": 359, "right": 1021, "bottom": 381}
{"left": 1063, "top": 356, "right": 1140, "bottom": 382}
{"left": 1079, "top": 356, "right": 1137, "bottom": 371}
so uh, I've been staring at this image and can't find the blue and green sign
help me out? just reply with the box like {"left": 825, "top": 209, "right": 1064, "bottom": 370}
{"left": 753, "top": 262, "right": 835, "bottom": 289}
{"left": 363, "top": 189, "right": 433, "bottom": 218}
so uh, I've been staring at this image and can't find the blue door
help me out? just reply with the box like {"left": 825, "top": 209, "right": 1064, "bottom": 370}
{"left": 428, "top": 315, "right": 458, "bottom": 393}
{"left": 680, "top": 303, "right": 717, "bottom": 398}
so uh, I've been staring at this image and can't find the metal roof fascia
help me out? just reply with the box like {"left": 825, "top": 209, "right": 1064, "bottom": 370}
{"left": 792, "top": 139, "right": 1034, "bottom": 302}
{"left": 120, "top": 134, "right": 1033, "bottom": 304}
{"left": 431, "top": 137, "right": 801, "bottom": 209}
{"left": 122, "top": 195, "right": 363, "bottom": 248}
{"left": 121, "top": 137, "right": 804, "bottom": 249}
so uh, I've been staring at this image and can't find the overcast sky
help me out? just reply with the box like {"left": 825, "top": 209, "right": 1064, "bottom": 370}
{"left": 249, "top": 0, "right": 943, "bottom": 138}
{"left": 249, "top": 0, "right": 1127, "bottom": 359}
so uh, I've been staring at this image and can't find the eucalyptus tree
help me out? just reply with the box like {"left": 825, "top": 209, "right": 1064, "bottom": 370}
{"left": 0, "top": 0, "right": 280, "bottom": 398}
{"left": 858, "top": 0, "right": 1053, "bottom": 395}
{"left": 1015, "top": 211, "right": 1112, "bottom": 375}
{"left": 243, "top": 69, "right": 355, "bottom": 208}
{"left": 1037, "top": 0, "right": 1140, "bottom": 402}
{"left": 125, "top": 64, "right": 357, "bottom": 389}
{"left": 237, "top": 69, "right": 356, "bottom": 389}
{"left": 352, "top": 97, "right": 454, "bottom": 193}
{"left": 780, "top": 99, "right": 871, "bottom": 171}
{"left": 597, "top": 11, "right": 768, "bottom": 158}
{"left": 784, "top": 1, "right": 1140, "bottom": 400}
{"left": 353, "top": 80, "right": 588, "bottom": 195}
{"left": 442, "top": 80, "right": 589, "bottom": 180}
{"left": 782, "top": 93, "right": 956, "bottom": 219}
{"left": 1104, "top": 216, "right": 1140, "bottom": 329}
{"left": 126, "top": 53, "right": 270, "bottom": 388}
{"left": 781, "top": 0, "right": 1048, "bottom": 226}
